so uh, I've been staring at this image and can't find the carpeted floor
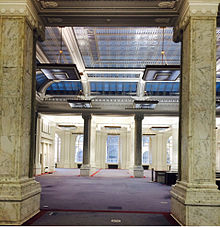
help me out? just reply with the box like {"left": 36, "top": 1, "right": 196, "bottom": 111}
{"left": 25, "top": 210, "right": 177, "bottom": 226}
{"left": 26, "top": 168, "right": 179, "bottom": 226}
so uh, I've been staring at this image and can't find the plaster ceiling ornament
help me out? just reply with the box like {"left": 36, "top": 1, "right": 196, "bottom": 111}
{"left": 40, "top": 1, "right": 58, "bottom": 8}
{"left": 158, "top": 1, "right": 176, "bottom": 9}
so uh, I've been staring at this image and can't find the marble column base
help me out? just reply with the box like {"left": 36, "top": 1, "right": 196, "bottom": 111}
{"left": 0, "top": 178, "right": 41, "bottom": 225}
{"left": 170, "top": 181, "right": 220, "bottom": 226}
{"left": 80, "top": 164, "right": 91, "bottom": 176}
{"left": 132, "top": 166, "right": 144, "bottom": 178}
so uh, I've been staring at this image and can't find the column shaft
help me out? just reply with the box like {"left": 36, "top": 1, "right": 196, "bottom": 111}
{"left": 171, "top": 1, "right": 220, "bottom": 225}
{"left": 133, "top": 114, "right": 144, "bottom": 177}
{"left": 0, "top": 9, "right": 42, "bottom": 225}
{"left": 80, "top": 113, "right": 92, "bottom": 176}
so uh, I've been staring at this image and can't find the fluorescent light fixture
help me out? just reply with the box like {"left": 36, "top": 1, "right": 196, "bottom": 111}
{"left": 143, "top": 65, "right": 180, "bottom": 81}
{"left": 134, "top": 100, "right": 159, "bottom": 109}
{"left": 68, "top": 100, "right": 92, "bottom": 108}
{"left": 37, "top": 63, "right": 81, "bottom": 80}
{"left": 151, "top": 126, "right": 170, "bottom": 132}
{"left": 58, "top": 124, "right": 77, "bottom": 130}
{"left": 104, "top": 126, "right": 121, "bottom": 129}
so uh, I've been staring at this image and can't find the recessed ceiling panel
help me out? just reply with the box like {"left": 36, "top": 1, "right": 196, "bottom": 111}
{"left": 145, "top": 82, "right": 180, "bottom": 96}
{"left": 73, "top": 27, "right": 181, "bottom": 68}
{"left": 87, "top": 73, "right": 140, "bottom": 78}
{"left": 46, "top": 81, "right": 83, "bottom": 95}
{"left": 36, "top": 71, "right": 48, "bottom": 91}
{"left": 37, "top": 27, "right": 73, "bottom": 64}
{"left": 90, "top": 82, "right": 137, "bottom": 95}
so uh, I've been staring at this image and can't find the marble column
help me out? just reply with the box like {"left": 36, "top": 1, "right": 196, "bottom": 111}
{"left": 171, "top": 126, "right": 178, "bottom": 171}
{"left": 0, "top": 1, "right": 43, "bottom": 224}
{"left": 133, "top": 114, "right": 144, "bottom": 177}
{"left": 80, "top": 113, "right": 92, "bottom": 176}
{"left": 171, "top": 1, "right": 220, "bottom": 225}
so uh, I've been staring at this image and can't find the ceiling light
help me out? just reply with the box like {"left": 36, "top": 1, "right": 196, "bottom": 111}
{"left": 104, "top": 126, "right": 121, "bottom": 129}
{"left": 142, "top": 65, "right": 180, "bottom": 81}
{"left": 151, "top": 126, "right": 170, "bottom": 132}
{"left": 36, "top": 27, "right": 81, "bottom": 81}
{"left": 134, "top": 100, "right": 159, "bottom": 109}
{"left": 68, "top": 100, "right": 92, "bottom": 108}
{"left": 58, "top": 124, "right": 77, "bottom": 130}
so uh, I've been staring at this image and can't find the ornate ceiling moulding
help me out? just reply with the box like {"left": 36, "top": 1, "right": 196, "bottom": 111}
{"left": 154, "top": 18, "right": 171, "bottom": 24}
{"left": 158, "top": 1, "right": 176, "bottom": 9}
{"left": 175, "top": 0, "right": 219, "bottom": 34}
{"left": 40, "top": 1, "right": 58, "bottom": 8}
{"left": 47, "top": 17, "right": 63, "bottom": 23}
{"left": 0, "top": 0, "right": 42, "bottom": 28}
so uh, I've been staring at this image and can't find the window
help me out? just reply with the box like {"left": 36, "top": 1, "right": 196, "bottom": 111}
{"left": 75, "top": 135, "right": 83, "bottom": 163}
{"left": 106, "top": 135, "right": 119, "bottom": 164}
{"left": 142, "top": 135, "right": 150, "bottom": 164}
{"left": 167, "top": 136, "right": 172, "bottom": 164}
{"left": 54, "top": 134, "right": 61, "bottom": 163}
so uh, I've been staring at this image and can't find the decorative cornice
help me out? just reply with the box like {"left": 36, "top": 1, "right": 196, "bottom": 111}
{"left": 174, "top": 0, "right": 219, "bottom": 41}
{"left": 0, "top": 0, "right": 44, "bottom": 40}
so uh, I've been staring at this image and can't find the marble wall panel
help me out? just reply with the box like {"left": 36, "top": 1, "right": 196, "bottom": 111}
{"left": 2, "top": 18, "right": 23, "bottom": 68}
{"left": 19, "top": 134, "right": 30, "bottom": 178}
{"left": 20, "top": 193, "right": 40, "bottom": 223}
{"left": 192, "top": 139, "right": 213, "bottom": 182}
{"left": 2, "top": 68, "right": 20, "bottom": 97}
{"left": 188, "top": 206, "right": 220, "bottom": 226}
{"left": 171, "top": 197, "right": 186, "bottom": 225}
{"left": 181, "top": 23, "right": 190, "bottom": 182}
{"left": 180, "top": 18, "right": 216, "bottom": 184}
{"left": 21, "top": 72, "right": 32, "bottom": 134}
{"left": 24, "top": 24, "right": 33, "bottom": 75}
{"left": 0, "top": 202, "right": 19, "bottom": 223}
{"left": 1, "top": 97, "right": 21, "bottom": 136}
{"left": 0, "top": 135, "right": 17, "bottom": 177}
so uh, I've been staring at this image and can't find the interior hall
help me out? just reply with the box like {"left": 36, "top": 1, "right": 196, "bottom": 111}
{"left": 0, "top": 0, "right": 220, "bottom": 226}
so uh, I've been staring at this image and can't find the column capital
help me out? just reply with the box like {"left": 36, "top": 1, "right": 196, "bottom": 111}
{"left": 134, "top": 113, "right": 144, "bottom": 121}
{"left": 174, "top": 0, "right": 219, "bottom": 42}
{"left": 82, "top": 113, "right": 92, "bottom": 120}
{"left": 0, "top": 0, "right": 45, "bottom": 40}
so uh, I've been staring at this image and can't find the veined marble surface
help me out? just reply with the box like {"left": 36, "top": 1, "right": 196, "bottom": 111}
{"left": 0, "top": 16, "right": 41, "bottom": 225}
{"left": 171, "top": 3, "right": 220, "bottom": 225}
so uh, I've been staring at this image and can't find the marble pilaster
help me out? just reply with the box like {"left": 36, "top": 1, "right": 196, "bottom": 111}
{"left": 171, "top": 126, "right": 178, "bottom": 171}
{"left": 133, "top": 114, "right": 144, "bottom": 177}
{"left": 171, "top": 1, "right": 220, "bottom": 225}
{"left": 151, "top": 133, "right": 168, "bottom": 171}
{"left": 80, "top": 113, "right": 92, "bottom": 176}
{"left": 0, "top": 1, "right": 42, "bottom": 224}
{"left": 34, "top": 115, "right": 42, "bottom": 175}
